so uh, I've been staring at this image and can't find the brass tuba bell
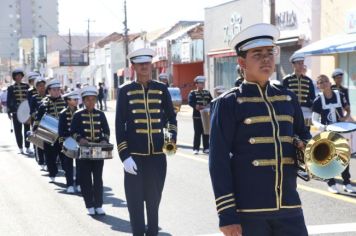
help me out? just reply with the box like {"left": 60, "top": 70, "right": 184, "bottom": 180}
{"left": 296, "top": 131, "right": 350, "bottom": 181}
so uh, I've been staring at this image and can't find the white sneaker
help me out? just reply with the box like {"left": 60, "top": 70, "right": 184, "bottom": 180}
{"left": 49, "top": 177, "right": 55, "bottom": 183}
{"left": 327, "top": 185, "right": 339, "bottom": 194}
{"left": 193, "top": 150, "right": 199, "bottom": 155}
{"left": 76, "top": 185, "right": 81, "bottom": 193}
{"left": 66, "top": 186, "right": 75, "bottom": 193}
{"left": 95, "top": 207, "right": 106, "bottom": 215}
{"left": 203, "top": 149, "right": 209, "bottom": 154}
{"left": 87, "top": 207, "right": 95, "bottom": 215}
{"left": 40, "top": 165, "right": 46, "bottom": 171}
{"left": 26, "top": 148, "right": 34, "bottom": 155}
{"left": 343, "top": 184, "right": 356, "bottom": 193}
{"left": 19, "top": 148, "right": 24, "bottom": 154}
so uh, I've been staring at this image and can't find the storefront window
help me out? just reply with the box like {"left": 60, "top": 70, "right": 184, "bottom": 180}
{"left": 214, "top": 56, "right": 237, "bottom": 89}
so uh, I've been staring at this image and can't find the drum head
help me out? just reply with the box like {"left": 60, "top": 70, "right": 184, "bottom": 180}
{"left": 63, "top": 137, "right": 79, "bottom": 151}
{"left": 17, "top": 100, "right": 30, "bottom": 123}
{"left": 326, "top": 122, "right": 356, "bottom": 133}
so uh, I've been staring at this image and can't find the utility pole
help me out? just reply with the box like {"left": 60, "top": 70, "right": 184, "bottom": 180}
{"left": 123, "top": 0, "right": 129, "bottom": 80}
{"left": 270, "top": 0, "right": 276, "bottom": 25}
{"left": 270, "top": 0, "right": 279, "bottom": 81}
{"left": 68, "top": 28, "right": 73, "bottom": 85}
{"left": 87, "top": 19, "right": 95, "bottom": 66}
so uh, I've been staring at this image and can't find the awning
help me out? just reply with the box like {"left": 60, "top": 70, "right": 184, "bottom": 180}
{"left": 276, "top": 36, "right": 299, "bottom": 46}
{"left": 207, "top": 49, "right": 236, "bottom": 58}
{"left": 295, "top": 33, "right": 356, "bottom": 56}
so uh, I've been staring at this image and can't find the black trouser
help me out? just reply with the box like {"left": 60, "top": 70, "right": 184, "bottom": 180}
{"left": 193, "top": 118, "right": 209, "bottom": 150}
{"left": 36, "top": 146, "right": 45, "bottom": 165}
{"left": 44, "top": 141, "right": 64, "bottom": 178}
{"left": 78, "top": 160, "right": 104, "bottom": 208}
{"left": 328, "top": 166, "right": 351, "bottom": 186}
{"left": 62, "top": 154, "right": 79, "bottom": 187}
{"left": 98, "top": 98, "right": 103, "bottom": 110}
{"left": 240, "top": 213, "right": 308, "bottom": 236}
{"left": 124, "top": 155, "right": 167, "bottom": 236}
{"left": 12, "top": 113, "right": 30, "bottom": 149}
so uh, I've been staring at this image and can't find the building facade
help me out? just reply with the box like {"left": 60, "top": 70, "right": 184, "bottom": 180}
{"left": 0, "top": 0, "right": 58, "bottom": 59}
{"left": 204, "top": 0, "right": 315, "bottom": 95}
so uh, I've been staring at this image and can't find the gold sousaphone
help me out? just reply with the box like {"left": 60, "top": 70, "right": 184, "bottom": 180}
{"left": 297, "top": 131, "right": 351, "bottom": 181}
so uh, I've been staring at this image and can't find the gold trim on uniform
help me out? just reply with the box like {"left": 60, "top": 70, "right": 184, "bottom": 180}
{"left": 248, "top": 136, "right": 293, "bottom": 144}
{"left": 296, "top": 94, "right": 309, "bottom": 98}
{"left": 135, "top": 129, "right": 162, "bottom": 134}
{"left": 148, "top": 90, "right": 163, "bottom": 95}
{"left": 290, "top": 88, "right": 310, "bottom": 93}
{"left": 150, "top": 119, "right": 161, "bottom": 123}
{"left": 237, "top": 95, "right": 291, "bottom": 104}
{"left": 84, "top": 128, "right": 100, "bottom": 133}
{"left": 217, "top": 203, "right": 236, "bottom": 213}
{"left": 81, "top": 113, "right": 100, "bottom": 117}
{"left": 215, "top": 193, "right": 236, "bottom": 213}
{"left": 134, "top": 119, "right": 148, "bottom": 124}
{"left": 244, "top": 115, "right": 293, "bottom": 125}
{"left": 83, "top": 120, "right": 101, "bottom": 124}
{"left": 127, "top": 90, "right": 144, "bottom": 96}
{"left": 215, "top": 193, "right": 234, "bottom": 202}
{"left": 118, "top": 141, "right": 128, "bottom": 152}
{"left": 132, "top": 109, "right": 161, "bottom": 114}
{"left": 252, "top": 157, "right": 295, "bottom": 166}
{"left": 268, "top": 95, "right": 291, "bottom": 102}
{"left": 148, "top": 99, "right": 162, "bottom": 104}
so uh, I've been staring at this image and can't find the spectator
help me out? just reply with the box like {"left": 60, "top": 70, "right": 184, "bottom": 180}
{"left": 97, "top": 82, "right": 104, "bottom": 110}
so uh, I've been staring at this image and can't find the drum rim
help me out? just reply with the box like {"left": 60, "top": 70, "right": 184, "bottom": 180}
{"left": 326, "top": 122, "right": 356, "bottom": 133}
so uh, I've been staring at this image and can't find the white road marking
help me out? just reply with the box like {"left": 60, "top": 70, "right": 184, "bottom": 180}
{"left": 199, "top": 222, "right": 356, "bottom": 235}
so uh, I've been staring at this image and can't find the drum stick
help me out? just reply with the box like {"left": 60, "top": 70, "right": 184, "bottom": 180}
{"left": 10, "top": 116, "right": 13, "bottom": 133}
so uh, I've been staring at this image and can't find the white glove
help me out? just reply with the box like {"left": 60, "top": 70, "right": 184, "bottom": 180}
{"left": 123, "top": 157, "right": 137, "bottom": 175}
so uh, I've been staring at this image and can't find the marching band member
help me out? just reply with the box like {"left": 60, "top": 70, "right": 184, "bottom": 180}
{"left": 311, "top": 74, "right": 354, "bottom": 194}
{"left": 283, "top": 54, "right": 316, "bottom": 130}
{"left": 70, "top": 86, "right": 110, "bottom": 215}
{"left": 6, "top": 68, "right": 31, "bottom": 154}
{"left": 59, "top": 91, "right": 80, "bottom": 193}
{"left": 158, "top": 73, "right": 170, "bottom": 87}
{"left": 209, "top": 23, "right": 311, "bottom": 236}
{"left": 115, "top": 48, "right": 177, "bottom": 236}
{"left": 29, "top": 76, "right": 47, "bottom": 169}
{"left": 331, "top": 68, "right": 350, "bottom": 105}
{"left": 188, "top": 76, "right": 212, "bottom": 155}
{"left": 34, "top": 78, "right": 66, "bottom": 182}
{"left": 26, "top": 71, "right": 40, "bottom": 102}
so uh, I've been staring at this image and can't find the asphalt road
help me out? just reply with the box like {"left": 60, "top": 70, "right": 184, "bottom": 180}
{"left": 0, "top": 102, "right": 355, "bottom": 236}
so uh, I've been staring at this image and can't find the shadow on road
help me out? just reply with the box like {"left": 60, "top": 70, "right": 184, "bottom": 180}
{"left": 103, "top": 186, "right": 127, "bottom": 208}
{"left": 92, "top": 212, "right": 132, "bottom": 233}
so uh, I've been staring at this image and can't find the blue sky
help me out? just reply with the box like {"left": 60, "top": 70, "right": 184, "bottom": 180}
{"left": 58, "top": 0, "right": 231, "bottom": 35}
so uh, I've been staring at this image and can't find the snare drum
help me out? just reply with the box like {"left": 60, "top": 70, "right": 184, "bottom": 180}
{"left": 62, "top": 137, "right": 79, "bottom": 159}
{"left": 36, "top": 114, "right": 59, "bottom": 145}
{"left": 27, "top": 132, "right": 44, "bottom": 149}
{"left": 301, "top": 107, "right": 312, "bottom": 127}
{"left": 79, "top": 143, "right": 113, "bottom": 160}
{"left": 327, "top": 122, "right": 356, "bottom": 154}
{"left": 168, "top": 87, "right": 182, "bottom": 113}
{"left": 200, "top": 107, "right": 210, "bottom": 135}
{"left": 17, "top": 100, "right": 31, "bottom": 124}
